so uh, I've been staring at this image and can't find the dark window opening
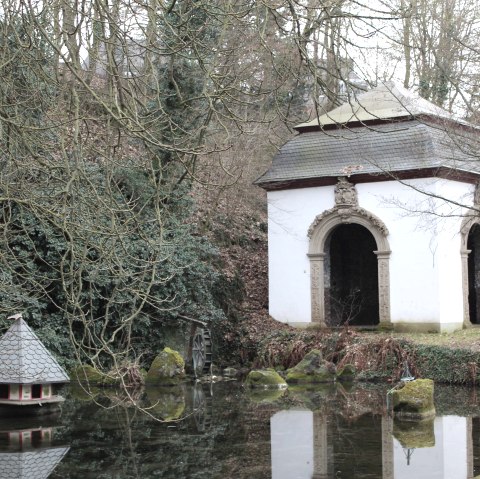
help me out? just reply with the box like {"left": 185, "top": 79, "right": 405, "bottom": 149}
{"left": 31, "top": 430, "right": 42, "bottom": 448}
{"left": 31, "top": 384, "right": 42, "bottom": 399}
{"left": 0, "top": 385, "right": 9, "bottom": 399}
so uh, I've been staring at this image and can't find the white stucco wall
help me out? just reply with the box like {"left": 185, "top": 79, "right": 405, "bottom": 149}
{"left": 267, "top": 177, "right": 474, "bottom": 329}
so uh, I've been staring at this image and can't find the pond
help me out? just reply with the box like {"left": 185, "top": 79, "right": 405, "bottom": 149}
{"left": 1, "top": 381, "right": 480, "bottom": 478}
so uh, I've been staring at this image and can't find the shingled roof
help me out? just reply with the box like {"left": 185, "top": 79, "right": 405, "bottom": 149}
{"left": 0, "top": 318, "right": 69, "bottom": 384}
{"left": 256, "top": 84, "right": 480, "bottom": 189}
{"left": 0, "top": 447, "right": 70, "bottom": 479}
{"left": 294, "top": 82, "right": 454, "bottom": 130}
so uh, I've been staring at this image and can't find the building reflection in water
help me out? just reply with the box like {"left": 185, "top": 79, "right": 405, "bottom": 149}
{"left": 391, "top": 416, "right": 472, "bottom": 479}
{"left": 0, "top": 419, "right": 69, "bottom": 479}
{"left": 271, "top": 409, "right": 474, "bottom": 479}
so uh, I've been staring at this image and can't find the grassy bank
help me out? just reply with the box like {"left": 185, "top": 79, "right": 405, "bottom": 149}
{"left": 249, "top": 326, "right": 480, "bottom": 386}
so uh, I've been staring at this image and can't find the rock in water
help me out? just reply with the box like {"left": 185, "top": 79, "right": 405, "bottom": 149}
{"left": 146, "top": 347, "right": 186, "bottom": 385}
{"left": 286, "top": 349, "right": 336, "bottom": 384}
{"left": 392, "top": 378, "right": 435, "bottom": 419}
{"left": 336, "top": 363, "right": 356, "bottom": 382}
{"left": 245, "top": 369, "right": 287, "bottom": 389}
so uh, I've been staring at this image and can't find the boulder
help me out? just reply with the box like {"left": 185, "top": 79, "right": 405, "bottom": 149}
{"left": 286, "top": 349, "right": 336, "bottom": 384}
{"left": 146, "top": 347, "right": 186, "bottom": 385}
{"left": 245, "top": 369, "right": 287, "bottom": 389}
{"left": 336, "top": 364, "right": 356, "bottom": 382}
{"left": 71, "top": 364, "right": 119, "bottom": 386}
{"left": 391, "top": 379, "right": 435, "bottom": 419}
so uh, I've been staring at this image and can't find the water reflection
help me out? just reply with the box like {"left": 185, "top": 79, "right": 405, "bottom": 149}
{"left": 0, "top": 417, "right": 69, "bottom": 479}
{"left": 22, "top": 381, "right": 480, "bottom": 478}
{"left": 392, "top": 416, "right": 471, "bottom": 479}
{"left": 270, "top": 399, "right": 475, "bottom": 478}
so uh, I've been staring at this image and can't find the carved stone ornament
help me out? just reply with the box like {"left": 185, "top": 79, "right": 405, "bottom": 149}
{"left": 307, "top": 206, "right": 390, "bottom": 238}
{"left": 334, "top": 177, "right": 358, "bottom": 207}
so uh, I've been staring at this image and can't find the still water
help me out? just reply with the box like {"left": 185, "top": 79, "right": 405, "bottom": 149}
{"left": 1, "top": 381, "right": 480, "bottom": 478}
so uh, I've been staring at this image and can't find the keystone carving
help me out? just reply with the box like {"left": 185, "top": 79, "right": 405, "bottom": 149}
{"left": 334, "top": 177, "right": 358, "bottom": 207}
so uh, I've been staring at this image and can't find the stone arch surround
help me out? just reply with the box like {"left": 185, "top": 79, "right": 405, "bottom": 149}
{"left": 460, "top": 214, "right": 480, "bottom": 327}
{"left": 307, "top": 206, "right": 391, "bottom": 326}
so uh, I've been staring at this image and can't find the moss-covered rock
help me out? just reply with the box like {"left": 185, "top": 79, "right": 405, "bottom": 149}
{"left": 392, "top": 379, "right": 436, "bottom": 419}
{"left": 246, "top": 387, "right": 286, "bottom": 403}
{"left": 393, "top": 417, "right": 435, "bottom": 448}
{"left": 336, "top": 364, "right": 356, "bottom": 382}
{"left": 71, "top": 364, "right": 119, "bottom": 387}
{"left": 245, "top": 369, "right": 287, "bottom": 389}
{"left": 145, "top": 385, "right": 186, "bottom": 421}
{"left": 286, "top": 349, "right": 336, "bottom": 384}
{"left": 69, "top": 382, "right": 102, "bottom": 401}
{"left": 146, "top": 347, "right": 186, "bottom": 385}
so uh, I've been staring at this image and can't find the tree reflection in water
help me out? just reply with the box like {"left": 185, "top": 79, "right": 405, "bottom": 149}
{"left": 23, "top": 381, "right": 480, "bottom": 479}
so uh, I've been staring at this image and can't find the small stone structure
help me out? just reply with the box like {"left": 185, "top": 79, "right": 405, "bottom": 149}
{"left": 256, "top": 82, "right": 480, "bottom": 332}
{"left": 0, "top": 314, "right": 69, "bottom": 414}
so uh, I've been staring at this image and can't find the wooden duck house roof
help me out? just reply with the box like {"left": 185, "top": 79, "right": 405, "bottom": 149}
{"left": 0, "top": 447, "right": 70, "bottom": 479}
{"left": 0, "top": 317, "right": 69, "bottom": 384}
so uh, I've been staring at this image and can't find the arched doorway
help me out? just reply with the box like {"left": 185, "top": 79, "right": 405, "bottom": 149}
{"left": 460, "top": 215, "right": 480, "bottom": 327}
{"left": 467, "top": 224, "right": 480, "bottom": 324}
{"left": 308, "top": 206, "right": 391, "bottom": 327}
{"left": 325, "top": 224, "right": 379, "bottom": 326}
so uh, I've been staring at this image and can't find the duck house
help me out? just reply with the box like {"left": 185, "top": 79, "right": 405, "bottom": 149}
{"left": 0, "top": 314, "right": 69, "bottom": 414}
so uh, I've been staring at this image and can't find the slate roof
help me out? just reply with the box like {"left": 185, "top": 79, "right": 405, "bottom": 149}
{"left": 0, "top": 318, "right": 69, "bottom": 384}
{"left": 295, "top": 82, "right": 454, "bottom": 129}
{"left": 256, "top": 84, "right": 480, "bottom": 187}
{"left": 0, "top": 447, "right": 69, "bottom": 479}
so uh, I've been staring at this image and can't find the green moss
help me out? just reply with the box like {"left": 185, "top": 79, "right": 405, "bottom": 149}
{"left": 146, "top": 347, "right": 186, "bottom": 385}
{"left": 286, "top": 370, "right": 334, "bottom": 384}
{"left": 336, "top": 364, "right": 356, "bottom": 382}
{"left": 286, "top": 350, "right": 336, "bottom": 384}
{"left": 392, "top": 379, "right": 435, "bottom": 419}
{"left": 163, "top": 347, "right": 184, "bottom": 367}
{"left": 145, "top": 385, "right": 186, "bottom": 421}
{"left": 245, "top": 369, "right": 287, "bottom": 389}
{"left": 246, "top": 388, "right": 286, "bottom": 403}
{"left": 69, "top": 383, "right": 102, "bottom": 401}
{"left": 71, "top": 364, "right": 119, "bottom": 387}
{"left": 393, "top": 418, "right": 435, "bottom": 448}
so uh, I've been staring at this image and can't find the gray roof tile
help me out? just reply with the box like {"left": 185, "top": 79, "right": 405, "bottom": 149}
{"left": 256, "top": 120, "right": 480, "bottom": 185}
{"left": 0, "top": 447, "right": 69, "bottom": 479}
{"left": 0, "top": 318, "right": 69, "bottom": 384}
{"left": 295, "top": 82, "right": 454, "bottom": 129}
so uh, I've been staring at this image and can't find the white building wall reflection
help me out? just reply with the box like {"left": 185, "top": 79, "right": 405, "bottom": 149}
{"left": 393, "top": 416, "right": 469, "bottom": 479}
{"left": 271, "top": 409, "right": 473, "bottom": 479}
{"left": 271, "top": 409, "right": 314, "bottom": 479}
